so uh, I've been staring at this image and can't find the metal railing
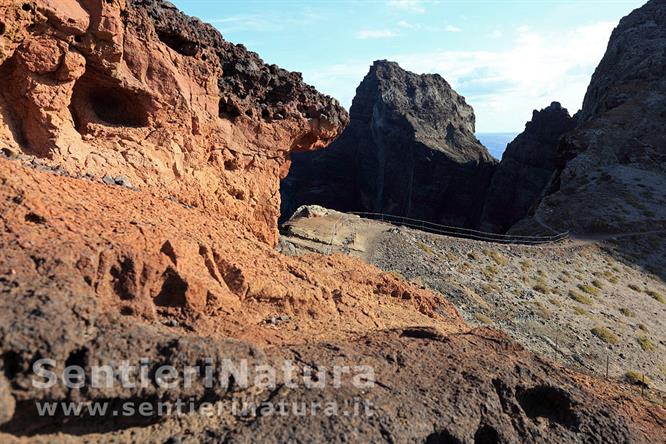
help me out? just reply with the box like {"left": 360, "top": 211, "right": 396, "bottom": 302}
{"left": 351, "top": 212, "right": 569, "bottom": 245}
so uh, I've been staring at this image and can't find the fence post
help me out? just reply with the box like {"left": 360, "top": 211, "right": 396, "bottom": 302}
{"left": 606, "top": 355, "right": 609, "bottom": 379}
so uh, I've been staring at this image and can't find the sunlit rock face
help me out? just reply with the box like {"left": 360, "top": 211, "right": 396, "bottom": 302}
{"left": 0, "top": 0, "right": 348, "bottom": 245}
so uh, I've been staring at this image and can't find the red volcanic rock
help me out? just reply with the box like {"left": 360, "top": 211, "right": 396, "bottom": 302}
{"left": 0, "top": 0, "right": 348, "bottom": 245}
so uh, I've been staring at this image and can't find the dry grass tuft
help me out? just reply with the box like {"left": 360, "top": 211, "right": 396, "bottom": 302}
{"left": 619, "top": 308, "right": 635, "bottom": 318}
{"left": 569, "top": 290, "right": 592, "bottom": 305}
{"left": 591, "top": 327, "right": 620, "bottom": 345}
{"left": 625, "top": 371, "right": 651, "bottom": 387}
{"left": 416, "top": 242, "right": 433, "bottom": 255}
{"left": 484, "top": 249, "right": 509, "bottom": 266}
{"left": 572, "top": 306, "right": 588, "bottom": 316}
{"left": 474, "top": 314, "right": 493, "bottom": 325}
{"left": 645, "top": 289, "right": 665, "bottom": 304}
{"left": 637, "top": 336, "right": 656, "bottom": 352}
{"left": 578, "top": 284, "right": 600, "bottom": 297}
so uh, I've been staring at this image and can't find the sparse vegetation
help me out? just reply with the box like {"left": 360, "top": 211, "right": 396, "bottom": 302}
{"left": 591, "top": 327, "right": 620, "bottom": 345}
{"left": 475, "top": 314, "right": 493, "bottom": 325}
{"left": 482, "top": 265, "right": 499, "bottom": 278}
{"left": 637, "top": 336, "right": 656, "bottom": 352}
{"left": 592, "top": 279, "right": 604, "bottom": 289}
{"left": 625, "top": 371, "right": 651, "bottom": 387}
{"left": 467, "top": 251, "right": 481, "bottom": 261}
{"left": 572, "top": 306, "right": 588, "bottom": 316}
{"left": 532, "top": 301, "right": 551, "bottom": 319}
{"left": 605, "top": 273, "right": 619, "bottom": 284}
{"left": 520, "top": 260, "right": 531, "bottom": 272}
{"left": 533, "top": 283, "right": 549, "bottom": 294}
{"left": 484, "top": 249, "right": 508, "bottom": 266}
{"left": 480, "top": 283, "right": 498, "bottom": 295}
{"left": 619, "top": 308, "right": 636, "bottom": 317}
{"left": 548, "top": 298, "right": 562, "bottom": 307}
{"left": 645, "top": 289, "right": 665, "bottom": 304}
{"left": 628, "top": 283, "right": 641, "bottom": 292}
{"left": 416, "top": 242, "right": 433, "bottom": 255}
{"left": 569, "top": 290, "right": 592, "bottom": 305}
{"left": 578, "top": 284, "right": 600, "bottom": 297}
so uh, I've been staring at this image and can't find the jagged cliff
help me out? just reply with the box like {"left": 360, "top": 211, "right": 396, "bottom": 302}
{"left": 515, "top": 0, "right": 666, "bottom": 235}
{"left": 282, "top": 60, "right": 498, "bottom": 228}
{"left": 480, "top": 102, "right": 577, "bottom": 233}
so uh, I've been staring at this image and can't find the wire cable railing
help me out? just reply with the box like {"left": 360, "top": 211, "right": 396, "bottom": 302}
{"left": 350, "top": 212, "right": 569, "bottom": 245}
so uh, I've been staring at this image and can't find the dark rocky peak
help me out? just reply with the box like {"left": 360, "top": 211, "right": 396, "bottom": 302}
{"left": 350, "top": 60, "right": 487, "bottom": 162}
{"left": 501, "top": 102, "right": 577, "bottom": 166}
{"left": 479, "top": 102, "right": 576, "bottom": 234}
{"left": 514, "top": 0, "right": 666, "bottom": 236}
{"left": 281, "top": 61, "right": 497, "bottom": 228}
{"left": 578, "top": 0, "right": 666, "bottom": 123}
{"left": 522, "top": 102, "right": 576, "bottom": 142}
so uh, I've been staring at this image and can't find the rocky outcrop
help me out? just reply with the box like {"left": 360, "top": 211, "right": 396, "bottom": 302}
{"left": 281, "top": 60, "right": 498, "bottom": 228}
{"left": 480, "top": 102, "right": 576, "bottom": 233}
{"left": 0, "top": 0, "right": 347, "bottom": 245}
{"left": 516, "top": 0, "right": 666, "bottom": 235}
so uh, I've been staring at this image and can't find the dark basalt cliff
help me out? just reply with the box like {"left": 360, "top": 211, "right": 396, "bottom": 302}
{"left": 514, "top": 0, "right": 666, "bottom": 235}
{"left": 281, "top": 60, "right": 498, "bottom": 228}
{"left": 479, "top": 102, "right": 577, "bottom": 233}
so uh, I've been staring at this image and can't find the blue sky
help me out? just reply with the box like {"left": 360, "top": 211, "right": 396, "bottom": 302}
{"left": 171, "top": 0, "right": 646, "bottom": 132}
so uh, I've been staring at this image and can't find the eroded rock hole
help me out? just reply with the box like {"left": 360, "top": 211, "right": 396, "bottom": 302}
{"left": 65, "top": 348, "right": 88, "bottom": 369}
{"left": 517, "top": 385, "right": 580, "bottom": 430}
{"left": 154, "top": 267, "right": 188, "bottom": 307}
{"left": 474, "top": 425, "right": 500, "bottom": 444}
{"left": 109, "top": 256, "right": 137, "bottom": 301}
{"left": 400, "top": 328, "right": 441, "bottom": 340}
{"left": 157, "top": 30, "right": 198, "bottom": 57}
{"left": 25, "top": 212, "right": 46, "bottom": 224}
{"left": 0, "top": 22, "right": 6, "bottom": 36}
{"left": 219, "top": 97, "right": 241, "bottom": 120}
{"left": 425, "top": 430, "right": 463, "bottom": 444}
{"left": 88, "top": 88, "right": 148, "bottom": 127}
{"left": 2, "top": 351, "right": 22, "bottom": 379}
{"left": 70, "top": 70, "right": 151, "bottom": 131}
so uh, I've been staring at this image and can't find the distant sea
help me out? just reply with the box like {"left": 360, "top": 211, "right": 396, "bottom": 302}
{"left": 476, "top": 133, "right": 518, "bottom": 160}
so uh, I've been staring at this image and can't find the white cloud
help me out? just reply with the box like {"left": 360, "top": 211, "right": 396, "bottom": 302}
{"left": 392, "top": 21, "right": 617, "bottom": 131}
{"left": 304, "top": 21, "right": 616, "bottom": 132}
{"left": 445, "top": 25, "right": 462, "bottom": 33}
{"left": 490, "top": 29, "right": 503, "bottom": 39}
{"left": 398, "top": 20, "right": 418, "bottom": 29}
{"left": 210, "top": 16, "right": 279, "bottom": 33}
{"left": 356, "top": 30, "right": 398, "bottom": 39}
{"left": 388, "top": 0, "right": 425, "bottom": 13}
